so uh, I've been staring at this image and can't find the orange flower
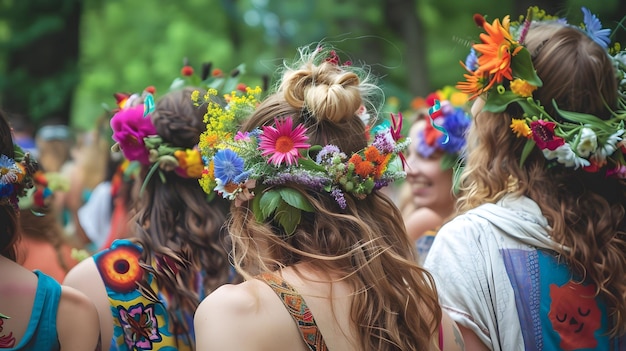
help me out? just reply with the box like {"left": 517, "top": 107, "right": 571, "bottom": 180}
{"left": 473, "top": 16, "right": 522, "bottom": 91}
{"left": 456, "top": 63, "right": 489, "bottom": 99}
{"left": 349, "top": 154, "right": 376, "bottom": 178}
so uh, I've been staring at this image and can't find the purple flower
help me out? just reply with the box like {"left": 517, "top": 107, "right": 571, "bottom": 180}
{"left": 118, "top": 302, "right": 162, "bottom": 349}
{"left": 331, "top": 188, "right": 347, "bottom": 209}
{"left": 264, "top": 170, "right": 328, "bottom": 190}
{"left": 111, "top": 105, "right": 157, "bottom": 165}
{"left": 416, "top": 129, "right": 439, "bottom": 158}
{"left": 316, "top": 144, "right": 342, "bottom": 164}
{"left": 372, "top": 130, "right": 395, "bottom": 153}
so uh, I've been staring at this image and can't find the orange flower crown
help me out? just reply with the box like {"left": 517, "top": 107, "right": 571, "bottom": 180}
{"left": 458, "top": 7, "right": 626, "bottom": 177}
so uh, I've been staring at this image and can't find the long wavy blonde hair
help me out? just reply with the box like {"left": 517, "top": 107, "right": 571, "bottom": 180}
{"left": 229, "top": 46, "right": 441, "bottom": 350}
{"left": 459, "top": 23, "right": 626, "bottom": 336}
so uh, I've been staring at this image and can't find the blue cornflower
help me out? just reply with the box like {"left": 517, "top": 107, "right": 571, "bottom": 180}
{"left": 0, "top": 154, "right": 20, "bottom": 185}
{"left": 582, "top": 7, "right": 611, "bottom": 49}
{"left": 440, "top": 108, "right": 471, "bottom": 155}
{"left": 464, "top": 48, "right": 478, "bottom": 71}
{"left": 213, "top": 149, "right": 244, "bottom": 184}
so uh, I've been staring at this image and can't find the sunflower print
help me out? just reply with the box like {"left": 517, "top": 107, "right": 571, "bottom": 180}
{"left": 95, "top": 240, "right": 144, "bottom": 293}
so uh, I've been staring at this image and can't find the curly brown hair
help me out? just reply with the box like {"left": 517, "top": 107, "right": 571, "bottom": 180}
{"left": 230, "top": 47, "right": 441, "bottom": 350}
{"left": 459, "top": 23, "right": 626, "bottom": 336}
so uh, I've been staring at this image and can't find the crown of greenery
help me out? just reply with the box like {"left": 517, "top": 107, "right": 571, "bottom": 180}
{"left": 0, "top": 145, "right": 39, "bottom": 211}
{"left": 458, "top": 7, "right": 626, "bottom": 177}
{"left": 195, "top": 88, "right": 409, "bottom": 235}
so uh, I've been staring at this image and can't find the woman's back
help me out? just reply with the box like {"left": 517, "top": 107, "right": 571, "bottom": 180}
{"left": 197, "top": 264, "right": 357, "bottom": 351}
{"left": 0, "top": 260, "right": 100, "bottom": 351}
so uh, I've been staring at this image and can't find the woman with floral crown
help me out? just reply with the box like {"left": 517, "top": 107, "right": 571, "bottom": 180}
{"left": 402, "top": 88, "right": 470, "bottom": 263}
{"left": 64, "top": 86, "right": 237, "bottom": 350}
{"left": 0, "top": 109, "right": 101, "bottom": 350}
{"left": 424, "top": 8, "right": 626, "bottom": 350}
{"left": 193, "top": 45, "right": 465, "bottom": 351}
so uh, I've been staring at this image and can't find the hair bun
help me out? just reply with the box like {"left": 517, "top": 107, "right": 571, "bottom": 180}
{"left": 282, "top": 63, "right": 362, "bottom": 124}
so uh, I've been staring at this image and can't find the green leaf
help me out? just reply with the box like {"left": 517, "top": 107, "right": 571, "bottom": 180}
{"left": 278, "top": 188, "right": 314, "bottom": 212}
{"left": 552, "top": 100, "right": 615, "bottom": 132}
{"left": 251, "top": 190, "right": 264, "bottom": 222}
{"left": 140, "top": 162, "right": 161, "bottom": 196}
{"left": 259, "top": 190, "right": 281, "bottom": 218}
{"left": 275, "top": 201, "right": 301, "bottom": 236}
{"left": 297, "top": 158, "right": 326, "bottom": 172}
{"left": 519, "top": 138, "right": 536, "bottom": 167}
{"left": 511, "top": 48, "right": 543, "bottom": 87}
{"left": 484, "top": 91, "right": 523, "bottom": 113}
{"left": 440, "top": 153, "right": 457, "bottom": 171}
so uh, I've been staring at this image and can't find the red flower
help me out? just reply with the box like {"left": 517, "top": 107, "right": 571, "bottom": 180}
{"left": 212, "top": 68, "right": 223, "bottom": 77}
{"left": 530, "top": 120, "right": 565, "bottom": 151}
{"left": 145, "top": 86, "right": 156, "bottom": 94}
{"left": 236, "top": 83, "right": 247, "bottom": 92}
{"left": 181, "top": 65, "right": 194, "bottom": 76}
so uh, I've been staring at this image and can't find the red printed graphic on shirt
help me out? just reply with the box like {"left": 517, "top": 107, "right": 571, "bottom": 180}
{"left": 548, "top": 282, "right": 601, "bottom": 350}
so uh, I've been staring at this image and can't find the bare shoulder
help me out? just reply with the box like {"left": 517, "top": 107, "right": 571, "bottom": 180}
{"left": 63, "top": 256, "right": 112, "bottom": 349}
{"left": 438, "top": 311, "right": 466, "bottom": 351}
{"left": 63, "top": 256, "right": 97, "bottom": 287}
{"left": 195, "top": 279, "right": 301, "bottom": 351}
{"left": 57, "top": 286, "right": 101, "bottom": 350}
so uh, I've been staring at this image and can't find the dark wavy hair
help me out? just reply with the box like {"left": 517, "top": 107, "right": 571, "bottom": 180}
{"left": 459, "top": 23, "right": 626, "bottom": 336}
{"left": 131, "top": 87, "right": 235, "bottom": 346}
{"left": 0, "top": 110, "right": 19, "bottom": 261}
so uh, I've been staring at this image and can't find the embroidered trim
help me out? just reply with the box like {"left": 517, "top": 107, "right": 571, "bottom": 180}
{"left": 257, "top": 273, "right": 328, "bottom": 351}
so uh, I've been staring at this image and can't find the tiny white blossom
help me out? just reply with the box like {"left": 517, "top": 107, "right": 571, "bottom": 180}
{"left": 576, "top": 127, "right": 597, "bottom": 158}
{"left": 592, "top": 129, "right": 624, "bottom": 163}
{"left": 543, "top": 143, "right": 590, "bottom": 169}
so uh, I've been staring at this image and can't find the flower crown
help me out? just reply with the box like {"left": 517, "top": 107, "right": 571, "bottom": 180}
{"left": 110, "top": 97, "right": 205, "bottom": 189}
{"left": 196, "top": 88, "right": 409, "bottom": 235}
{"left": 414, "top": 87, "right": 471, "bottom": 170}
{"left": 0, "top": 145, "right": 39, "bottom": 210}
{"left": 110, "top": 62, "right": 255, "bottom": 192}
{"left": 458, "top": 7, "right": 626, "bottom": 177}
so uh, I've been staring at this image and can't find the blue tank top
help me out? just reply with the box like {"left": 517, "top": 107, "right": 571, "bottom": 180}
{"left": 6, "top": 270, "right": 61, "bottom": 350}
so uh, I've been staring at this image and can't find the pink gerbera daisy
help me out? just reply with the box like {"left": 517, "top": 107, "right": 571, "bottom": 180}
{"left": 258, "top": 116, "right": 310, "bottom": 166}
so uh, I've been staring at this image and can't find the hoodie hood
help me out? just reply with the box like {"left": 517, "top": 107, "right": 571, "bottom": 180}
{"left": 468, "top": 194, "right": 563, "bottom": 251}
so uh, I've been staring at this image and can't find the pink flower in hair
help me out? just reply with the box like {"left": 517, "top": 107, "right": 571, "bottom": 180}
{"left": 111, "top": 104, "right": 157, "bottom": 165}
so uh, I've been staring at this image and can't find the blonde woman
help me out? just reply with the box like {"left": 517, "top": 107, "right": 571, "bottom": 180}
{"left": 425, "top": 9, "right": 626, "bottom": 350}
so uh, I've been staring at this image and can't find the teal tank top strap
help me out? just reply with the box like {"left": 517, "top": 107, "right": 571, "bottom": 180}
{"left": 257, "top": 273, "right": 328, "bottom": 351}
{"left": 11, "top": 271, "right": 61, "bottom": 350}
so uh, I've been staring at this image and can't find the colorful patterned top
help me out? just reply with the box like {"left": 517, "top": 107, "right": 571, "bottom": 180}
{"left": 2, "top": 271, "right": 61, "bottom": 350}
{"left": 257, "top": 273, "right": 328, "bottom": 351}
{"left": 93, "top": 239, "right": 203, "bottom": 351}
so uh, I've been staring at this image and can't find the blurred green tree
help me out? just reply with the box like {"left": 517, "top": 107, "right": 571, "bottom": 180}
{"left": 0, "top": 0, "right": 82, "bottom": 127}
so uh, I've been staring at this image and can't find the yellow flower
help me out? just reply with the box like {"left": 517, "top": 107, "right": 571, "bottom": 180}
{"left": 510, "top": 118, "right": 532, "bottom": 138}
{"left": 190, "top": 90, "right": 200, "bottom": 103}
{"left": 510, "top": 79, "right": 537, "bottom": 97}
{"left": 449, "top": 91, "right": 469, "bottom": 107}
